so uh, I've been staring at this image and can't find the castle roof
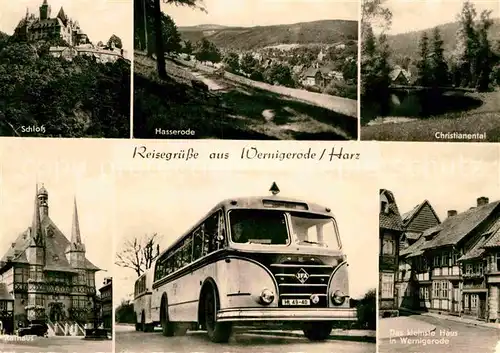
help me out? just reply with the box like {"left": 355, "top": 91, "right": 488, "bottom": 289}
{"left": 57, "top": 7, "right": 67, "bottom": 23}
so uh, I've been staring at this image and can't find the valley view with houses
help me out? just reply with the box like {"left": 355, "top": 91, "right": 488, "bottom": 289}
{"left": 133, "top": 0, "right": 358, "bottom": 140}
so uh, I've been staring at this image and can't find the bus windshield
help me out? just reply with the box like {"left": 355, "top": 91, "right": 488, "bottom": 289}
{"left": 228, "top": 210, "right": 341, "bottom": 249}
{"left": 229, "top": 209, "right": 289, "bottom": 245}
{"left": 289, "top": 213, "right": 340, "bottom": 249}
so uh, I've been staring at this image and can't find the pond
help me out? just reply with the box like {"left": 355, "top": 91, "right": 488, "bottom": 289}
{"left": 361, "top": 90, "right": 483, "bottom": 126}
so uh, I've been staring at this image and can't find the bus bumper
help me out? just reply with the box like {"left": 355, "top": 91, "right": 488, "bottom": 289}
{"left": 216, "top": 307, "right": 357, "bottom": 322}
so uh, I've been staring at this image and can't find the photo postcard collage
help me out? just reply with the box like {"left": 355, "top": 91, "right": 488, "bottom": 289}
{"left": 0, "top": 1, "right": 499, "bottom": 353}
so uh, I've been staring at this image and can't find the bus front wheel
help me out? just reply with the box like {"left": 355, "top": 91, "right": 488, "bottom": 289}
{"left": 204, "top": 288, "right": 231, "bottom": 343}
{"left": 303, "top": 322, "right": 333, "bottom": 341}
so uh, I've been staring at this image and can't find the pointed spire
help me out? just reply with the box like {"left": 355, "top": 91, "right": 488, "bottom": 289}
{"left": 42, "top": 0, "right": 48, "bottom": 5}
{"left": 71, "top": 196, "right": 82, "bottom": 244}
{"left": 32, "top": 183, "right": 43, "bottom": 245}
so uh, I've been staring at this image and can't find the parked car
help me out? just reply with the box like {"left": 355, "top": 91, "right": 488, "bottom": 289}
{"left": 18, "top": 323, "right": 48, "bottom": 337}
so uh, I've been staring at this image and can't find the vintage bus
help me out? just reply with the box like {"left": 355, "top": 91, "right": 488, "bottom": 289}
{"left": 149, "top": 188, "right": 356, "bottom": 343}
{"left": 133, "top": 269, "right": 155, "bottom": 332}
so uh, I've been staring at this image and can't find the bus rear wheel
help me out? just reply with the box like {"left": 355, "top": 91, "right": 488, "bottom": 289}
{"left": 161, "top": 304, "right": 175, "bottom": 337}
{"left": 303, "top": 322, "right": 333, "bottom": 341}
{"left": 204, "top": 288, "right": 231, "bottom": 343}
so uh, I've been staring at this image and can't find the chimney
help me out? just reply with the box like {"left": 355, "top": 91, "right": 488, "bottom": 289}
{"left": 447, "top": 210, "right": 457, "bottom": 218}
{"left": 477, "top": 197, "right": 489, "bottom": 207}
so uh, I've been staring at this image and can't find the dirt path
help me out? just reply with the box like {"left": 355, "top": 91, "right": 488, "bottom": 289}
{"left": 180, "top": 59, "right": 357, "bottom": 118}
{"left": 191, "top": 71, "right": 225, "bottom": 91}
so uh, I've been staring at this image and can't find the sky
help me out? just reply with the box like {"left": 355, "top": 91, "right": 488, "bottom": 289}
{"left": 380, "top": 143, "right": 500, "bottom": 220}
{"left": 114, "top": 168, "right": 378, "bottom": 304}
{"left": 0, "top": 0, "right": 132, "bottom": 50}
{"left": 381, "top": 0, "right": 500, "bottom": 35}
{"left": 0, "top": 139, "right": 116, "bottom": 289}
{"left": 164, "top": 0, "right": 359, "bottom": 27}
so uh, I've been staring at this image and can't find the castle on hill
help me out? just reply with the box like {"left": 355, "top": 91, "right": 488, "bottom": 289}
{"left": 14, "top": 0, "right": 89, "bottom": 46}
{"left": 12, "top": 0, "right": 127, "bottom": 63}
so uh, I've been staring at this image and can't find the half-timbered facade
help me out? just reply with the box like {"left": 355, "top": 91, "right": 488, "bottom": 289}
{"left": 397, "top": 200, "right": 441, "bottom": 310}
{"left": 399, "top": 196, "right": 500, "bottom": 322}
{"left": 0, "top": 185, "right": 100, "bottom": 332}
{"left": 379, "top": 189, "right": 403, "bottom": 316}
{"left": 99, "top": 278, "right": 112, "bottom": 331}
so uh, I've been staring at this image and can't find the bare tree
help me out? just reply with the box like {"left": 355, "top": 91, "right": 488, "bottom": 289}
{"left": 115, "top": 233, "right": 162, "bottom": 277}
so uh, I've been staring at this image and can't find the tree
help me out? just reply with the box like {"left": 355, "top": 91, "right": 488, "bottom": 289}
{"left": 475, "top": 10, "right": 493, "bottom": 91}
{"left": 265, "top": 63, "right": 294, "bottom": 87}
{"left": 163, "top": 14, "right": 182, "bottom": 53}
{"left": 115, "top": 233, "right": 161, "bottom": 277}
{"left": 429, "top": 27, "right": 449, "bottom": 87}
{"left": 342, "top": 59, "right": 357, "bottom": 82}
{"left": 361, "top": 0, "right": 393, "bottom": 114}
{"left": 223, "top": 51, "right": 239, "bottom": 72}
{"left": 416, "top": 32, "right": 430, "bottom": 86}
{"left": 240, "top": 53, "right": 258, "bottom": 74}
{"left": 194, "top": 38, "right": 221, "bottom": 63}
{"left": 115, "top": 300, "right": 135, "bottom": 324}
{"left": 183, "top": 40, "right": 193, "bottom": 55}
{"left": 151, "top": 0, "right": 206, "bottom": 79}
{"left": 107, "top": 34, "right": 123, "bottom": 49}
{"left": 356, "top": 289, "right": 376, "bottom": 330}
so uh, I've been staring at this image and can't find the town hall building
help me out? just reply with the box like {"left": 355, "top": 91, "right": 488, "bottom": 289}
{"left": 0, "top": 185, "right": 101, "bottom": 335}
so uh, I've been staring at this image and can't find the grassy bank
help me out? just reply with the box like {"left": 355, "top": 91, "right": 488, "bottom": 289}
{"left": 361, "top": 90, "right": 500, "bottom": 142}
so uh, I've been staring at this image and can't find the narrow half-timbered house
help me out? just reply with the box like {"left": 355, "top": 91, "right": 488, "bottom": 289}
{"left": 379, "top": 189, "right": 403, "bottom": 316}
{"left": 397, "top": 200, "right": 441, "bottom": 310}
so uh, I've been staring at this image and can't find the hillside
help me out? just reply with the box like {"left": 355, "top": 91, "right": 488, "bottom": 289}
{"left": 178, "top": 20, "right": 358, "bottom": 50}
{"left": 0, "top": 43, "right": 130, "bottom": 137}
{"left": 387, "top": 18, "right": 500, "bottom": 59}
{"left": 179, "top": 24, "right": 229, "bottom": 31}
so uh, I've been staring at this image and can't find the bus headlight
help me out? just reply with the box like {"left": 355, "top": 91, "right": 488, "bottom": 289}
{"left": 259, "top": 288, "right": 275, "bottom": 305}
{"left": 310, "top": 294, "right": 320, "bottom": 304}
{"left": 331, "top": 290, "right": 346, "bottom": 306}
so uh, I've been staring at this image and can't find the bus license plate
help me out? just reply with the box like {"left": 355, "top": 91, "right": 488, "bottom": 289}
{"left": 282, "top": 299, "right": 310, "bottom": 306}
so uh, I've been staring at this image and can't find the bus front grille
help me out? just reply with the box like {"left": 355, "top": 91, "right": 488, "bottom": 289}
{"left": 270, "top": 263, "right": 332, "bottom": 308}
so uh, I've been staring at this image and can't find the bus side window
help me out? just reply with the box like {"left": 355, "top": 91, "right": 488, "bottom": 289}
{"left": 201, "top": 224, "right": 210, "bottom": 256}
{"left": 217, "top": 211, "right": 226, "bottom": 250}
{"left": 193, "top": 228, "right": 203, "bottom": 261}
{"left": 182, "top": 236, "right": 193, "bottom": 266}
{"left": 206, "top": 214, "right": 219, "bottom": 253}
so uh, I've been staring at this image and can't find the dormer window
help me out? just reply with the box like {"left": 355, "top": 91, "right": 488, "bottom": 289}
{"left": 52, "top": 255, "right": 59, "bottom": 262}
{"left": 381, "top": 201, "right": 389, "bottom": 214}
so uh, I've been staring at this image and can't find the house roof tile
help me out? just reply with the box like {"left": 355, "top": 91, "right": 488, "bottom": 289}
{"left": 420, "top": 201, "right": 500, "bottom": 250}
{"left": 380, "top": 189, "right": 403, "bottom": 231}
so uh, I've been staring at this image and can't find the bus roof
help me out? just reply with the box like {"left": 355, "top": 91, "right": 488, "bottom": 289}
{"left": 156, "top": 195, "right": 335, "bottom": 260}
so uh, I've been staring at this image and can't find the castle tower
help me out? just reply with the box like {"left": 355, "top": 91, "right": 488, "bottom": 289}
{"left": 65, "top": 197, "right": 86, "bottom": 269}
{"left": 37, "top": 184, "right": 49, "bottom": 220}
{"left": 39, "top": 0, "right": 51, "bottom": 20}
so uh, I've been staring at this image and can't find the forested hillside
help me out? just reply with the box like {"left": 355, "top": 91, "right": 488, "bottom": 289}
{"left": 178, "top": 20, "right": 358, "bottom": 50}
